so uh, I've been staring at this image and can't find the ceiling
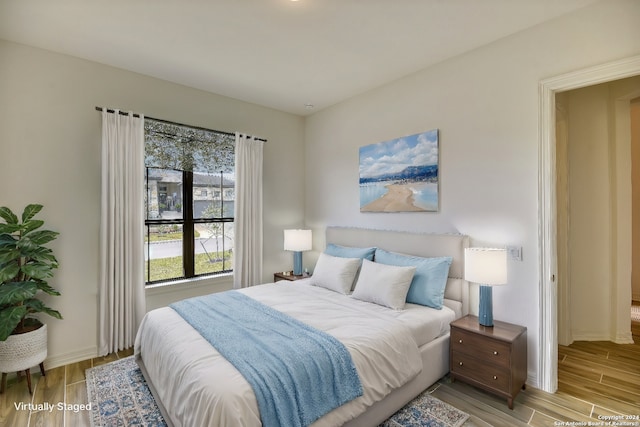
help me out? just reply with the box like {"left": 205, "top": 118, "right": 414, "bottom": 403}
{"left": 0, "top": 0, "right": 598, "bottom": 116}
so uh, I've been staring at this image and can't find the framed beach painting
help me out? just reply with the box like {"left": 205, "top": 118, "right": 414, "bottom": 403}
{"left": 359, "top": 129, "right": 439, "bottom": 212}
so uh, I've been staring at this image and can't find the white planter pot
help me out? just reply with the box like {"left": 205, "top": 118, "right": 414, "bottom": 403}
{"left": 0, "top": 323, "right": 47, "bottom": 373}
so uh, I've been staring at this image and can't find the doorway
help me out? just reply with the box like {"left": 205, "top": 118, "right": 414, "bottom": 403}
{"left": 538, "top": 55, "right": 640, "bottom": 393}
{"left": 555, "top": 77, "right": 640, "bottom": 346}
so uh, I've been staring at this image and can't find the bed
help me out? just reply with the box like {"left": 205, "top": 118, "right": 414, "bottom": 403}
{"left": 135, "top": 227, "right": 469, "bottom": 427}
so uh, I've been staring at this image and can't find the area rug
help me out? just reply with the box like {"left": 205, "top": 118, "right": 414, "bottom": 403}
{"left": 86, "top": 356, "right": 469, "bottom": 427}
{"left": 380, "top": 390, "right": 469, "bottom": 427}
{"left": 85, "top": 356, "right": 166, "bottom": 426}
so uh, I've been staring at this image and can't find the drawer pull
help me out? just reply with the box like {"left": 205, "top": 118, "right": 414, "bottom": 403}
{"left": 459, "top": 339, "right": 463, "bottom": 344}
{"left": 459, "top": 362, "right": 463, "bottom": 366}
{"left": 493, "top": 375, "right": 498, "bottom": 380}
{"left": 493, "top": 351, "right": 499, "bottom": 355}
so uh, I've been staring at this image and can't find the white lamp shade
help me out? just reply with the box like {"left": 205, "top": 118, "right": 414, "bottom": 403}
{"left": 284, "top": 229, "right": 312, "bottom": 252}
{"left": 464, "top": 248, "right": 507, "bottom": 286}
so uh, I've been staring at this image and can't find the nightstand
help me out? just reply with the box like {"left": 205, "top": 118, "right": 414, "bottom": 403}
{"left": 273, "top": 271, "right": 309, "bottom": 282}
{"left": 449, "top": 315, "right": 527, "bottom": 409}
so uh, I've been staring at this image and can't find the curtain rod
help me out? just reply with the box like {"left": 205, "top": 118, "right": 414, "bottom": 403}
{"left": 95, "top": 107, "right": 266, "bottom": 142}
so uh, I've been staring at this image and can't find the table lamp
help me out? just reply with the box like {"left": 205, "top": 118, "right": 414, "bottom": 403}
{"left": 284, "top": 229, "right": 312, "bottom": 275}
{"left": 464, "top": 247, "right": 507, "bottom": 327}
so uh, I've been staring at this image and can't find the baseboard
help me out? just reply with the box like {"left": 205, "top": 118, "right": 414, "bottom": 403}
{"left": 613, "top": 331, "right": 635, "bottom": 344}
{"left": 527, "top": 373, "right": 539, "bottom": 390}
{"left": 570, "top": 332, "right": 611, "bottom": 341}
{"left": 571, "top": 331, "right": 634, "bottom": 343}
{"left": 44, "top": 345, "right": 98, "bottom": 370}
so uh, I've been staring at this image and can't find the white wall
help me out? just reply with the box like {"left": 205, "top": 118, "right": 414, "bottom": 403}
{"left": 632, "top": 98, "right": 640, "bottom": 302}
{"left": 0, "top": 40, "right": 305, "bottom": 367}
{"left": 566, "top": 84, "right": 612, "bottom": 339}
{"left": 564, "top": 77, "right": 639, "bottom": 343}
{"left": 304, "top": 0, "right": 640, "bottom": 387}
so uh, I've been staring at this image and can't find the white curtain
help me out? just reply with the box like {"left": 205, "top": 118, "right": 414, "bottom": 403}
{"left": 233, "top": 133, "right": 264, "bottom": 289}
{"left": 98, "top": 109, "right": 146, "bottom": 356}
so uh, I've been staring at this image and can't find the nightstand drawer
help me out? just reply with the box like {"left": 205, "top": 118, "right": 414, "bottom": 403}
{"left": 451, "top": 329, "right": 511, "bottom": 369}
{"left": 449, "top": 315, "right": 527, "bottom": 410}
{"left": 451, "top": 352, "right": 510, "bottom": 393}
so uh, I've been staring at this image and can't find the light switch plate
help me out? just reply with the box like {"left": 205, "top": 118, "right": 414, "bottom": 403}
{"left": 507, "top": 246, "right": 522, "bottom": 261}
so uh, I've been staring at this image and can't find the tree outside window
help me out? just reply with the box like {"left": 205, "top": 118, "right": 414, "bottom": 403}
{"left": 143, "top": 119, "right": 235, "bottom": 284}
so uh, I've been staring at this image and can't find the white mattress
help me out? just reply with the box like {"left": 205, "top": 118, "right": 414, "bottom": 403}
{"left": 135, "top": 281, "right": 456, "bottom": 427}
{"left": 257, "top": 279, "right": 457, "bottom": 347}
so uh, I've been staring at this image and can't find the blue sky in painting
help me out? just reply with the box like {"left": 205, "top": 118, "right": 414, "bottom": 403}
{"left": 359, "top": 129, "right": 438, "bottom": 179}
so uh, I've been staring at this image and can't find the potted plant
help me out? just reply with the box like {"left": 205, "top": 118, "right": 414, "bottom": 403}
{"left": 0, "top": 204, "right": 62, "bottom": 393}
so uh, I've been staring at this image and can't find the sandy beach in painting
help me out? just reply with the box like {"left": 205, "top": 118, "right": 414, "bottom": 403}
{"left": 360, "top": 183, "right": 426, "bottom": 212}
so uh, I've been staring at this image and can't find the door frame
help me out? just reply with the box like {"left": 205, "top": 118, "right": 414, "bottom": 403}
{"left": 538, "top": 54, "right": 640, "bottom": 392}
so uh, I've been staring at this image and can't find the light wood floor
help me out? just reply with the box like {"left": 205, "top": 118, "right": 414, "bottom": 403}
{"left": 431, "top": 319, "right": 640, "bottom": 427}
{"left": 1, "top": 324, "right": 638, "bottom": 427}
{"left": 0, "top": 348, "right": 133, "bottom": 427}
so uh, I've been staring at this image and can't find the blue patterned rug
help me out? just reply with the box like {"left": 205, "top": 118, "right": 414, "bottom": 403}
{"left": 381, "top": 390, "right": 470, "bottom": 427}
{"left": 86, "top": 356, "right": 469, "bottom": 427}
{"left": 85, "top": 356, "right": 166, "bottom": 426}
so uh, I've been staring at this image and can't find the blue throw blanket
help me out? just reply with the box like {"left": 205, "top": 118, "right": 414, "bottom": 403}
{"left": 170, "top": 291, "right": 363, "bottom": 427}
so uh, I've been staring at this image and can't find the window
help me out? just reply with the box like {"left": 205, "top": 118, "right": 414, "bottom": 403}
{"left": 144, "top": 119, "right": 235, "bottom": 284}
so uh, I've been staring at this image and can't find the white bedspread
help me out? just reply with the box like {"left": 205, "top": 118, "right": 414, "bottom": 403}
{"left": 134, "top": 281, "right": 454, "bottom": 427}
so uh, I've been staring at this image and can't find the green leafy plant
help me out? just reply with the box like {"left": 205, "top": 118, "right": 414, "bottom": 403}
{"left": 0, "top": 204, "right": 62, "bottom": 341}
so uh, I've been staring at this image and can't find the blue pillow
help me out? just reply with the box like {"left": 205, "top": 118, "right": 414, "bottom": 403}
{"left": 374, "top": 248, "right": 452, "bottom": 309}
{"left": 325, "top": 244, "right": 376, "bottom": 261}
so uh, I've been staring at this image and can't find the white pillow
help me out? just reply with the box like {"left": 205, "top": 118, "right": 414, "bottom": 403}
{"left": 351, "top": 259, "right": 416, "bottom": 310}
{"left": 310, "top": 253, "right": 361, "bottom": 294}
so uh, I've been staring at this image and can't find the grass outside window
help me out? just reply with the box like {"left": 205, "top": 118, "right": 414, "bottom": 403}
{"left": 145, "top": 251, "right": 232, "bottom": 283}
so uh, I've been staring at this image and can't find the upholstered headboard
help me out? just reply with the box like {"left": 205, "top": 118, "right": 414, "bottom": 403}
{"left": 326, "top": 227, "right": 470, "bottom": 316}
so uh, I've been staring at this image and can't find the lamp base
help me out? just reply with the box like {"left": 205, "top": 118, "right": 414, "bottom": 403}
{"left": 478, "top": 285, "right": 494, "bottom": 327}
{"left": 292, "top": 252, "right": 303, "bottom": 276}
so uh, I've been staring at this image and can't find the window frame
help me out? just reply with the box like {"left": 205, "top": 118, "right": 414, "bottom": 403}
{"left": 143, "top": 116, "right": 236, "bottom": 285}
{"left": 145, "top": 168, "right": 235, "bottom": 285}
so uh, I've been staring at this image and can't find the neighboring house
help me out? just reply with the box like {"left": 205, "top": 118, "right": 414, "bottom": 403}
{"left": 147, "top": 169, "right": 235, "bottom": 219}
